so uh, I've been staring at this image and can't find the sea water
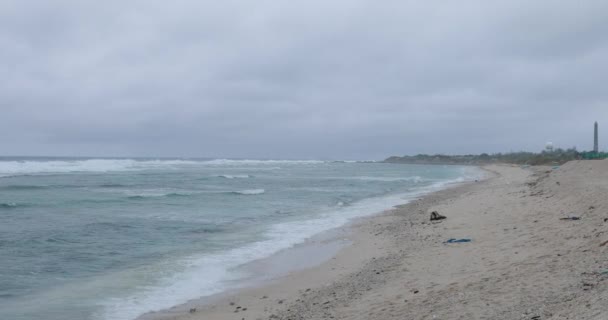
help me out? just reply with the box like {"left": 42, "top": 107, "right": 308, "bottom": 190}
{"left": 0, "top": 158, "right": 482, "bottom": 320}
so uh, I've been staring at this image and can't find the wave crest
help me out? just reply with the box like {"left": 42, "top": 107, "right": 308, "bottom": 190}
{"left": 0, "top": 185, "right": 50, "bottom": 190}
{"left": 231, "top": 189, "right": 265, "bottom": 195}
{"left": 203, "top": 159, "right": 324, "bottom": 165}
{"left": 0, "top": 202, "right": 19, "bottom": 209}
{"left": 127, "top": 192, "right": 194, "bottom": 200}
{"left": 352, "top": 175, "right": 425, "bottom": 182}
{"left": 0, "top": 158, "right": 326, "bottom": 177}
{"left": 0, "top": 159, "right": 200, "bottom": 177}
{"left": 216, "top": 174, "right": 251, "bottom": 179}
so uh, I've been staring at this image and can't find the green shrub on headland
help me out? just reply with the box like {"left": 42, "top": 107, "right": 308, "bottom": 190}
{"left": 384, "top": 148, "right": 607, "bottom": 166}
{"left": 580, "top": 151, "right": 608, "bottom": 160}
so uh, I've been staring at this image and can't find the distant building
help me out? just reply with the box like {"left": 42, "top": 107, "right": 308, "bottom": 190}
{"left": 545, "top": 142, "right": 554, "bottom": 152}
{"left": 594, "top": 122, "right": 599, "bottom": 153}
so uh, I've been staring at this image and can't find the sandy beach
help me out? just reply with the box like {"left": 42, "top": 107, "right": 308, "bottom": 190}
{"left": 142, "top": 162, "right": 608, "bottom": 320}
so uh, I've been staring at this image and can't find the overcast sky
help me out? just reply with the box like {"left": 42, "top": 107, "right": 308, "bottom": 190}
{"left": 1, "top": 1, "right": 607, "bottom": 159}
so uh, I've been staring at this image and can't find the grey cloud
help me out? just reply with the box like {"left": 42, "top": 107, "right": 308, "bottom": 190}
{"left": 1, "top": 0, "right": 608, "bottom": 159}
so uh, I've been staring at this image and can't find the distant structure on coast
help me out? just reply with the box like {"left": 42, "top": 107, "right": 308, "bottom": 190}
{"left": 594, "top": 121, "right": 599, "bottom": 153}
{"left": 581, "top": 122, "right": 607, "bottom": 160}
{"left": 545, "top": 142, "right": 554, "bottom": 152}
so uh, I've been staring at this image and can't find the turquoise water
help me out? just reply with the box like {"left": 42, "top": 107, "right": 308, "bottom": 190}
{"left": 0, "top": 158, "right": 482, "bottom": 320}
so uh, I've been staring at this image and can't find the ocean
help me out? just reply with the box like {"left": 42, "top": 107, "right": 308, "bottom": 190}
{"left": 0, "top": 158, "right": 482, "bottom": 320}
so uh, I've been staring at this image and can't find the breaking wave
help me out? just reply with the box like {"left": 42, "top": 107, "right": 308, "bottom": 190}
{"left": 126, "top": 191, "right": 197, "bottom": 199}
{"left": 0, "top": 159, "right": 327, "bottom": 178}
{"left": 0, "top": 202, "right": 19, "bottom": 209}
{"left": 0, "top": 159, "right": 200, "bottom": 177}
{"left": 350, "top": 175, "right": 425, "bottom": 182}
{"left": 202, "top": 159, "right": 324, "bottom": 165}
{"left": 231, "top": 189, "right": 265, "bottom": 195}
{"left": 216, "top": 174, "right": 252, "bottom": 179}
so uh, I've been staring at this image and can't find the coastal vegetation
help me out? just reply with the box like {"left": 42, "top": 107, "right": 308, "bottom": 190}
{"left": 384, "top": 148, "right": 607, "bottom": 165}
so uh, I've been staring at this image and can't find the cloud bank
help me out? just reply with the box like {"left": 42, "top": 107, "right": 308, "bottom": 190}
{"left": 1, "top": 0, "right": 607, "bottom": 159}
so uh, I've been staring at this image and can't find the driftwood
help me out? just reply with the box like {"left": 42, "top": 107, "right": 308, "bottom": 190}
{"left": 430, "top": 211, "right": 446, "bottom": 221}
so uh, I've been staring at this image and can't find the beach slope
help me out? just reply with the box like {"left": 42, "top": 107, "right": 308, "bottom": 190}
{"left": 151, "top": 162, "right": 608, "bottom": 320}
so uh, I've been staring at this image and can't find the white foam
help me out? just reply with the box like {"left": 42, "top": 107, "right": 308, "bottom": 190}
{"left": 0, "top": 202, "right": 18, "bottom": 208}
{"left": 124, "top": 189, "right": 199, "bottom": 198}
{"left": 0, "top": 159, "right": 327, "bottom": 177}
{"left": 232, "top": 189, "right": 265, "bottom": 195}
{"left": 217, "top": 174, "right": 252, "bottom": 179}
{"left": 350, "top": 175, "right": 425, "bottom": 182}
{"left": 97, "top": 167, "right": 484, "bottom": 320}
{"left": 203, "top": 159, "right": 325, "bottom": 165}
{"left": 0, "top": 159, "right": 200, "bottom": 177}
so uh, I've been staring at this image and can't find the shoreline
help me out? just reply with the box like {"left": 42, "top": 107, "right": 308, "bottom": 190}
{"left": 138, "top": 168, "right": 489, "bottom": 320}
{"left": 142, "top": 162, "right": 608, "bottom": 319}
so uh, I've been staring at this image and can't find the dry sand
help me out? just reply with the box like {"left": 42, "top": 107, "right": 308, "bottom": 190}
{"left": 142, "top": 162, "right": 608, "bottom": 320}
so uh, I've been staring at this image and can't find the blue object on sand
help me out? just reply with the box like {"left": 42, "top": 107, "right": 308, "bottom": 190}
{"left": 445, "top": 238, "right": 472, "bottom": 244}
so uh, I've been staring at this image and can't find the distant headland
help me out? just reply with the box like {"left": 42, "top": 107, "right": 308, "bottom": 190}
{"left": 384, "top": 148, "right": 607, "bottom": 166}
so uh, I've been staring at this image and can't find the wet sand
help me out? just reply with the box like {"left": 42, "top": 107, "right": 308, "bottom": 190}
{"left": 141, "top": 162, "right": 608, "bottom": 320}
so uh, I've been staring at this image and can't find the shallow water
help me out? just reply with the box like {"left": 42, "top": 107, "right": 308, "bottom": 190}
{"left": 0, "top": 158, "right": 482, "bottom": 320}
